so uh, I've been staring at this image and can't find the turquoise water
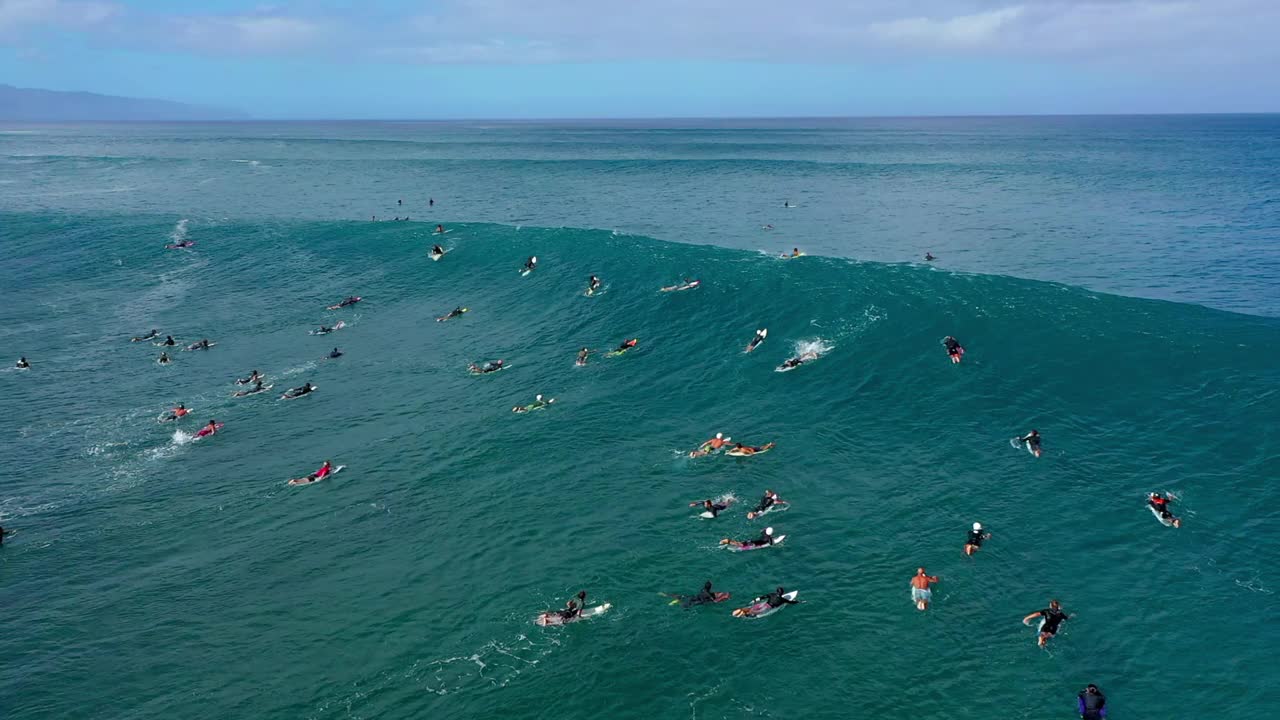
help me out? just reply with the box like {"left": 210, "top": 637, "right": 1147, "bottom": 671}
{"left": 2, "top": 119, "right": 1279, "bottom": 719}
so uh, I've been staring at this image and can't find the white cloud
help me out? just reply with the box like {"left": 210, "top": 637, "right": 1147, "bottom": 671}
{"left": 2, "top": 0, "right": 1278, "bottom": 70}
{"left": 869, "top": 6, "right": 1025, "bottom": 50}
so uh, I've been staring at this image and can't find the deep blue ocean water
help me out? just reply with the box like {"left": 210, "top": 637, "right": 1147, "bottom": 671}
{"left": 1, "top": 117, "right": 1278, "bottom": 720}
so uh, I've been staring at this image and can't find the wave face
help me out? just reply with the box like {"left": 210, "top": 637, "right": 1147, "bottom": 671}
{"left": 1, "top": 214, "right": 1278, "bottom": 720}
{"left": 2, "top": 116, "right": 1278, "bottom": 315}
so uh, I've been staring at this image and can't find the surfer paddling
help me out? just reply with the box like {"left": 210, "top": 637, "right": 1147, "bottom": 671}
{"left": 194, "top": 420, "right": 220, "bottom": 438}
{"left": 1023, "top": 599, "right": 1072, "bottom": 647}
{"left": 746, "top": 329, "right": 767, "bottom": 352}
{"left": 720, "top": 526, "right": 777, "bottom": 549}
{"left": 690, "top": 432, "right": 730, "bottom": 457}
{"left": 964, "top": 522, "right": 991, "bottom": 556}
{"left": 910, "top": 568, "right": 939, "bottom": 611}
{"left": 943, "top": 336, "right": 965, "bottom": 363}
{"left": 130, "top": 329, "right": 159, "bottom": 342}
{"left": 16, "top": 356, "right": 30, "bottom": 369}
{"left": 328, "top": 296, "right": 361, "bottom": 310}
{"left": 1148, "top": 492, "right": 1181, "bottom": 527}
{"left": 689, "top": 498, "right": 732, "bottom": 518}
{"left": 289, "top": 460, "right": 334, "bottom": 486}
{"left": 747, "top": 490, "right": 785, "bottom": 519}
{"left": 1015, "top": 429, "right": 1042, "bottom": 457}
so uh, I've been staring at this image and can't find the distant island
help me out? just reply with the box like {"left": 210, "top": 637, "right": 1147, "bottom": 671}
{"left": 0, "top": 84, "right": 246, "bottom": 122}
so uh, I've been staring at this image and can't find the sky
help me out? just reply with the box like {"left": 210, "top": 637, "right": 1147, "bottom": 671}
{"left": 1, "top": 0, "right": 1278, "bottom": 118}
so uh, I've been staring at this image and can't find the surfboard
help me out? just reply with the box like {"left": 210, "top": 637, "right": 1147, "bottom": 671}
{"left": 535, "top": 602, "right": 611, "bottom": 626}
{"left": 725, "top": 534, "right": 786, "bottom": 551}
{"left": 1149, "top": 503, "right": 1176, "bottom": 527}
{"left": 288, "top": 464, "right": 346, "bottom": 486}
{"left": 733, "top": 590, "right": 799, "bottom": 618}
{"left": 430, "top": 250, "right": 446, "bottom": 261}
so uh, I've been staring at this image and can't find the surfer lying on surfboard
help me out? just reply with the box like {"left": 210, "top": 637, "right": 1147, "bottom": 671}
{"left": 664, "top": 581, "right": 729, "bottom": 608}
{"left": 131, "top": 329, "right": 159, "bottom": 342}
{"left": 943, "top": 336, "right": 965, "bottom": 364}
{"left": 512, "top": 394, "right": 554, "bottom": 413}
{"left": 288, "top": 460, "right": 334, "bottom": 486}
{"left": 660, "top": 278, "right": 700, "bottom": 292}
{"left": 233, "top": 381, "right": 270, "bottom": 397}
{"left": 327, "top": 296, "right": 361, "bottom": 310}
{"left": 732, "top": 587, "right": 800, "bottom": 617}
{"left": 689, "top": 497, "right": 733, "bottom": 518}
{"left": 1015, "top": 429, "right": 1042, "bottom": 457}
{"left": 689, "top": 432, "right": 731, "bottom": 457}
{"left": 746, "top": 329, "right": 767, "bottom": 352}
{"left": 586, "top": 275, "right": 602, "bottom": 295}
{"left": 727, "top": 442, "right": 774, "bottom": 457}
{"left": 162, "top": 404, "right": 190, "bottom": 421}
{"left": 720, "top": 526, "right": 779, "bottom": 550}
{"left": 436, "top": 306, "right": 468, "bottom": 322}
{"left": 747, "top": 490, "right": 786, "bottom": 519}
{"left": 235, "top": 370, "right": 263, "bottom": 385}
{"left": 469, "top": 359, "right": 505, "bottom": 374}
{"left": 777, "top": 352, "right": 818, "bottom": 371}
{"left": 194, "top": 420, "right": 221, "bottom": 438}
{"left": 1148, "top": 492, "right": 1182, "bottom": 527}
{"left": 281, "top": 382, "right": 316, "bottom": 400}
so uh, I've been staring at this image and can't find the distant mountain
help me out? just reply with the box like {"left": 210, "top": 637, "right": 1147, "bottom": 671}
{"left": 0, "top": 84, "right": 247, "bottom": 122}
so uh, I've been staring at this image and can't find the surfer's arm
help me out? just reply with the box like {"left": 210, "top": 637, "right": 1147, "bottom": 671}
{"left": 1022, "top": 611, "right": 1043, "bottom": 623}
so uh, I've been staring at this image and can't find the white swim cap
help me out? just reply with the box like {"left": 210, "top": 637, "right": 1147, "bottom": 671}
{"left": 765, "top": 527, "right": 773, "bottom": 534}
{"left": 716, "top": 433, "right": 722, "bottom": 439}
{"left": 531, "top": 256, "right": 537, "bottom": 262}
{"left": 973, "top": 522, "right": 982, "bottom": 531}
{"left": 535, "top": 394, "right": 542, "bottom": 401}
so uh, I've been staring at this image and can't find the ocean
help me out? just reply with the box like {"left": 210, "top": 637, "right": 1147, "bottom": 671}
{"left": 1, "top": 117, "right": 1278, "bottom": 720}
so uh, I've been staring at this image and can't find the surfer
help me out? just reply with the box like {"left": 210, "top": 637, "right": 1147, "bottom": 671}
{"left": 523, "top": 256, "right": 537, "bottom": 273}
{"left": 329, "top": 296, "right": 361, "bottom": 310}
{"left": 587, "top": 275, "right": 601, "bottom": 294}
{"left": 431, "top": 244, "right": 445, "bottom": 256}
{"left": 429, "top": 198, "right": 434, "bottom": 207}
{"left": 721, "top": 526, "right": 775, "bottom": 548}
{"left": 314, "top": 324, "right": 336, "bottom": 335}
{"left": 186, "top": 339, "right": 212, "bottom": 351}
{"left": 434, "top": 224, "right": 445, "bottom": 234}
{"left": 292, "top": 460, "right": 333, "bottom": 485}
{"left": 131, "top": 329, "right": 159, "bottom": 342}
{"left": 690, "top": 498, "right": 730, "bottom": 518}
{"left": 1077, "top": 684, "right": 1107, "bottom": 719}
{"left": 282, "top": 382, "right": 316, "bottom": 399}
{"left": 745, "top": 329, "right": 768, "bottom": 353}
{"left": 329, "top": 347, "right": 343, "bottom": 359}
{"left": 747, "top": 490, "right": 784, "bottom": 519}
{"left": 762, "top": 224, "right": 774, "bottom": 230}
{"left": 778, "top": 352, "right": 818, "bottom": 370}
{"left": 660, "top": 278, "right": 699, "bottom": 292}
{"left": 759, "top": 586, "right": 800, "bottom": 609}
{"left": 157, "top": 352, "right": 171, "bottom": 365}
{"left": 553, "top": 591, "right": 589, "bottom": 622}
{"left": 164, "top": 403, "right": 190, "bottom": 421}
{"left": 925, "top": 252, "right": 936, "bottom": 261}
{"left": 469, "top": 359, "right": 505, "bottom": 374}
{"left": 512, "top": 394, "right": 552, "bottom": 413}
{"left": 16, "top": 356, "right": 30, "bottom": 369}
{"left": 612, "top": 338, "right": 638, "bottom": 355}
{"left": 964, "top": 522, "right": 991, "bottom": 556}
{"left": 1148, "top": 492, "right": 1181, "bottom": 527}
{"left": 436, "top": 306, "right": 468, "bottom": 322}
{"left": 683, "top": 581, "right": 721, "bottom": 606}
{"left": 784, "top": 200, "right": 793, "bottom": 207}
{"left": 1023, "top": 599, "right": 1071, "bottom": 647}
{"left": 195, "top": 420, "right": 220, "bottom": 438}
{"left": 943, "top": 336, "right": 965, "bottom": 363}
{"left": 693, "top": 432, "right": 731, "bottom": 456}
{"left": 730, "top": 442, "right": 774, "bottom": 456}
{"left": 0, "top": 525, "right": 7, "bottom": 545}
{"left": 1016, "top": 429, "right": 1042, "bottom": 457}
{"left": 576, "top": 348, "right": 590, "bottom": 366}
{"left": 234, "top": 381, "right": 267, "bottom": 397}
{"left": 235, "top": 370, "right": 263, "bottom": 385}
{"left": 910, "top": 568, "right": 939, "bottom": 611}
{"left": 782, "top": 248, "right": 802, "bottom": 258}
{"left": 159, "top": 335, "right": 176, "bottom": 346}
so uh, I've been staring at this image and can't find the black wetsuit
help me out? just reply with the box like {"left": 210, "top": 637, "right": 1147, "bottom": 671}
{"left": 750, "top": 531, "right": 773, "bottom": 547}
{"left": 1149, "top": 496, "right": 1174, "bottom": 519}
{"left": 967, "top": 529, "right": 986, "bottom": 547}
{"left": 762, "top": 591, "right": 799, "bottom": 608}
{"left": 1078, "top": 688, "right": 1107, "bottom": 719}
{"left": 557, "top": 601, "right": 580, "bottom": 621}
{"left": 1021, "top": 433, "right": 1041, "bottom": 451}
{"left": 944, "top": 338, "right": 962, "bottom": 354}
{"left": 752, "top": 494, "right": 776, "bottom": 514}
{"left": 1038, "top": 608, "right": 1069, "bottom": 635}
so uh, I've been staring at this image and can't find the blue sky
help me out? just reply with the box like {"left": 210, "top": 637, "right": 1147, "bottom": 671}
{"left": 2, "top": 0, "right": 1278, "bottom": 118}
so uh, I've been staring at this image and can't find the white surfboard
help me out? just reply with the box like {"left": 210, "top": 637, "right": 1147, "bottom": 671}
{"left": 281, "top": 384, "right": 318, "bottom": 400}
{"left": 1149, "top": 503, "right": 1175, "bottom": 527}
